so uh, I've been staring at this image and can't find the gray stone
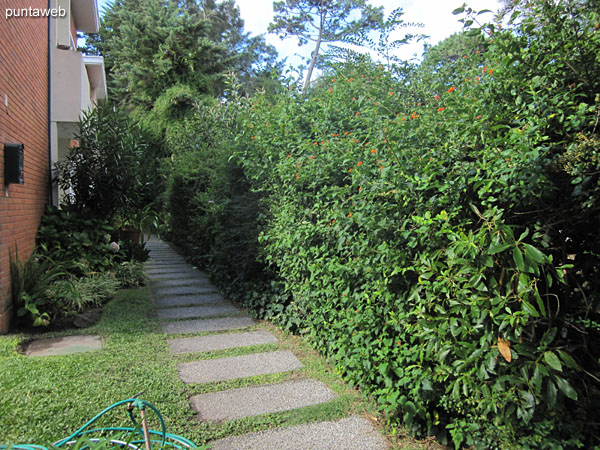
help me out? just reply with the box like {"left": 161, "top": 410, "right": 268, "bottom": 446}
{"left": 157, "top": 304, "right": 241, "bottom": 320}
{"left": 154, "top": 293, "right": 226, "bottom": 308}
{"left": 151, "top": 279, "right": 212, "bottom": 288}
{"left": 25, "top": 335, "right": 102, "bottom": 357}
{"left": 153, "top": 286, "right": 218, "bottom": 296}
{"left": 190, "top": 380, "right": 337, "bottom": 422}
{"left": 145, "top": 267, "right": 200, "bottom": 275}
{"left": 168, "top": 330, "right": 278, "bottom": 354}
{"left": 178, "top": 351, "right": 303, "bottom": 384}
{"left": 208, "top": 416, "right": 389, "bottom": 450}
{"left": 146, "top": 262, "right": 189, "bottom": 269}
{"left": 147, "top": 273, "right": 202, "bottom": 282}
{"left": 162, "top": 316, "right": 254, "bottom": 335}
{"left": 146, "top": 263, "right": 192, "bottom": 269}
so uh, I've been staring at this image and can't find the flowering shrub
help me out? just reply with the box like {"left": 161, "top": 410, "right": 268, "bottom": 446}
{"left": 168, "top": 1, "right": 600, "bottom": 446}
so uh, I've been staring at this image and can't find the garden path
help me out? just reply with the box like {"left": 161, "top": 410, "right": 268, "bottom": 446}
{"left": 145, "top": 237, "right": 388, "bottom": 449}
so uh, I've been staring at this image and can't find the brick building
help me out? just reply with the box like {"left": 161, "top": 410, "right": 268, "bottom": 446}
{"left": 0, "top": 0, "right": 106, "bottom": 333}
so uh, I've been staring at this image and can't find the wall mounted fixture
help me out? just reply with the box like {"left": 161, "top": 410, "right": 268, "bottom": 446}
{"left": 4, "top": 143, "right": 24, "bottom": 184}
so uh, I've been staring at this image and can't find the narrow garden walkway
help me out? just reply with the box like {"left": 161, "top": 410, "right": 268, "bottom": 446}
{"left": 145, "top": 237, "right": 389, "bottom": 449}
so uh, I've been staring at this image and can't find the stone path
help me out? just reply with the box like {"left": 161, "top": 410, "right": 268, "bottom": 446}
{"left": 145, "top": 237, "right": 388, "bottom": 449}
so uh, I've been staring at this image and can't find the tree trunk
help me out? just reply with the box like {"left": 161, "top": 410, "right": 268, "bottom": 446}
{"left": 303, "top": 8, "right": 325, "bottom": 95}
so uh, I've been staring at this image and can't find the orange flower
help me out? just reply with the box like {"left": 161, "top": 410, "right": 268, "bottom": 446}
{"left": 313, "top": 142, "right": 318, "bottom": 145}
{"left": 411, "top": 112, "right": 419, "bottom": 119}
{"left": 475, "top": 115, "right": 482, "bottom": 120}
{"left": 356, "top": 111, "right": 360, "bottom": 116}
{"left": 370, "top": 149, "right": 376, "bottom": 154}
{"left": 437, "top": 107, "right": 445, "bottom": 112}
{"left": 251, "top": 136, "right": 257, "bottom": 139}
{"left": 417, "top": 102, "right": 422, "bottom": 106}
{"left": 332, "top": 78, "right": 336, "bottom": 82}
{"left": 488, "top": 68, "right": 494, "bottom": 74}
{"left": 332, "top": 133, "right": 339, "bottom": 137}
{"left": 349, "top": 77, "right": 354, "bottom": 82}
{"left": 357, "top": 161, "right": 363, "bottom": 166}
{"left": 483, "top": 66, "right": 488, "bottom": 73}
{"left": 434, "top": 94, "right": 440, "bottom": 101}
{"left": 266, "top": 123, "right": 270, "bottom": 127}
{"left": 448, "top": 86, "right": 456, "bottom": 93}
{"left": 295, "top": 173, "right": 299, "bottom": 179}
{"left": 358, "top": 187, "right": 362, "bottom": 192}
{"left": 331, "top": 219, "right": 336, "bottom": 225}
{"left": 311, "top": 155, "right": 316, "bottom": 159}
{"left": 347, "top": 212, "right": 353, "bottom": 218}
{"left": 329, "top": 87, "right": 333, "bottom": 93}
{"left": 397, "top": 341, "right": 401, "bottom": 346}
{"left": 389, "top": 91, "right": 394, "bottom": 96}
{"left": 286, "top": 154, "right": 291, "bottom": 158}
{"left": 349, "top": 168, "right": 353, "bottom": 172}
{"left": 475, "top": 76, "right": 480, "bottom": 81}
{"left": 379, "top": 166, "right": 384, "bottom": 172}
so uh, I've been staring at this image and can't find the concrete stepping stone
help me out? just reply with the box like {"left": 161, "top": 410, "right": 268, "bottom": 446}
{"left": 146, "top": 271, "right": 203, "bottom": 280}
{"left": 146, "top": 266, "right": 198, "bottom": 274}
{"left": 157, "top": 304, "right": 241, "bottom": 320}
{"left": 147, "top": 273, "right": 208, "bottom": 282}
{"left": 25, "top": 335, "right": 102, "bottom": 357}
{"left": 146, "top": 262, "right": 193, "bottom": 268}
{"left": 168, "top": 330, "right": 278, "bottom": 354}
{"left": 208, "top": 416, "right": 389, "bottom": 450}
{"left": 162, "top": 316, "right": 254, "bottom": 335}
{"left": 178, "top": 351, "right": 303, "bottom": 383}
{"left": 151, "top": 279, "right": 213, "bottom": 288}
{"left": 153, "top": 286, "right": 219, "bottom": 296}
{"left": 154, "top": 293, "right": 227, "bottom": 308}
{"left": 190, "top": 380, "right": 337, "bottom": 422}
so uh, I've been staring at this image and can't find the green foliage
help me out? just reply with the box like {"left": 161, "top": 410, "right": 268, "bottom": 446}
{"left": 83, "top": 0, "right": 281, "bottom": 108}
{"left": 54, "top": 104, "right": 159, "bottom": 225}
{"left": 165, "top": 0, "right": 600, "bottom": 446}
{"left": 10, "top": 252, "right": 64, "bottom": 327}
{"left": 36, "top": 205, "right": 117, "bottom": 275}
{"left": 114, "top": 261, "right": 148, "bottom": 288}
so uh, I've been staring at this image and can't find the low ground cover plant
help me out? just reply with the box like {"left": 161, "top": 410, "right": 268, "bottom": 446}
{"left": 166, "top": 1, "right": 600, "bottom": 447}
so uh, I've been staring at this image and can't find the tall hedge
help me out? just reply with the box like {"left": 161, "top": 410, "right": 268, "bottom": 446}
{"left": 167, "top": 1, "right": 600, "bottom": 447}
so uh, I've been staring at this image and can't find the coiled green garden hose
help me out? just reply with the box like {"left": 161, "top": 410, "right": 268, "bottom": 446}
{"left": 0, "top": 398, "right": 197, "bottom": 450}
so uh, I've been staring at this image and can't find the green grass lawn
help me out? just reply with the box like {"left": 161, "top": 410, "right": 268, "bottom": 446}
{"left": 0, "top": 286, "right": 441, "bottom": 449}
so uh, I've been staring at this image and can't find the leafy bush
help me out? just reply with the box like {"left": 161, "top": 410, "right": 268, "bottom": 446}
{"left": 54, "top": 103, "right": 164, "bottom": 227}
{"left": 166, "top": 0, "right": 600, "bottom": 447}
{"left": 36, "top": 205, "right": 118, "bottom": 275}
{"left": 114, "top": 261, "right": 148, "bottom": 288}
{"left": 45, "top": 273, "right": 119, "bottom": 317}
{"left": 10, "top": 252, "right": 64, "bottom": 327}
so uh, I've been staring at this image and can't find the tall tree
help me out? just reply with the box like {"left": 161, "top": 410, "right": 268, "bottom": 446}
{"left": 268, "top": 0, "right": 384, "bottom": 93}
{"left": 82, "top": 0, "right": 282, "bottom": 106}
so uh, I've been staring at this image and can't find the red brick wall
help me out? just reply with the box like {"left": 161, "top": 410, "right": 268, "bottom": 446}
{"left": 0, "top": 0, "right": 50, "bottom": 333}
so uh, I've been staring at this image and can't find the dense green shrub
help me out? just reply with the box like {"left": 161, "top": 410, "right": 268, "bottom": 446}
{"left": 55, "top": 103, "right": 164, "bottom": 228}
{"left": 114, "top": 261, "right": 148, "bottom": 288}
{"left": 36, "top": 205, "right": 118, "bottom": 275}
{"left": 10, "top": 253, "right": 64, "bottom": 327}
{"left": 167, "top": 0, "right": 600, "bottom": 446}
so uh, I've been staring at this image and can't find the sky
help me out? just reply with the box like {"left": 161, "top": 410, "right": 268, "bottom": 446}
{"left": 96, "top": 0, "right": 502, "bottom": 68}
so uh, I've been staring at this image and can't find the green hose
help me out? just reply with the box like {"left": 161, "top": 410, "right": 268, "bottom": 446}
{"left": 0, "top": 398, "right": 197, "bottom": 450}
